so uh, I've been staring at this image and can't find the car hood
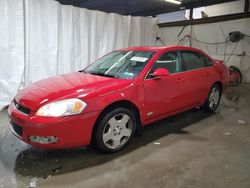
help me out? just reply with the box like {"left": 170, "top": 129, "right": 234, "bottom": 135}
{"left": 15, "top": 72, "right": 132, "bottom": 111}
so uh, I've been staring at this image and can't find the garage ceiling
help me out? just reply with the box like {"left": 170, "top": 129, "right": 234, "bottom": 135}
{"left": 55, "top": 0, "right": 237, "bottom": 16}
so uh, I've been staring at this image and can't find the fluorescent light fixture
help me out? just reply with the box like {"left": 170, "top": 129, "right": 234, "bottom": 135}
{"left": 165, "top": 0, "right": 182, "bottom": 5}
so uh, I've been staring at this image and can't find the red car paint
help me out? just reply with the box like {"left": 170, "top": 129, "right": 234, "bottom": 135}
{"left": 8, "top": 46, "right": 229, "bottom": 149}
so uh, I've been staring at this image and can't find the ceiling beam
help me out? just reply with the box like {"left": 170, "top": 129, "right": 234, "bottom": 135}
{"left": 158, "top": 12, "right": 250, "bottom": 27}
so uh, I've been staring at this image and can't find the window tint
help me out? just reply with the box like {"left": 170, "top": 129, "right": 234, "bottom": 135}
{"left": 200, "top": 55, "right": 213, "bottom": 67}
{"left": 147, "top": 51, "right": 181, "bottom": 78}
{"left": 181, "top": 51, "right": 213, "bottom": 71}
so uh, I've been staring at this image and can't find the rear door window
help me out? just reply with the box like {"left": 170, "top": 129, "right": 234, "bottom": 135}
{"left": 180, "top": 51, "right": 213, "bottom": 71}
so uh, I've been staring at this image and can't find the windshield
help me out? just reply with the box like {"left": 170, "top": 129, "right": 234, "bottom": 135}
{"left": 84, "top": 51, "right": 155, "bottom": 79}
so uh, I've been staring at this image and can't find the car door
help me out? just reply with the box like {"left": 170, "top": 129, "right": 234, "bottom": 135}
{"left": 143, "top": 51, "right": 187, "bottom": 121}
{"left": 179, "top": 50, "right": 214, "bottom": 107}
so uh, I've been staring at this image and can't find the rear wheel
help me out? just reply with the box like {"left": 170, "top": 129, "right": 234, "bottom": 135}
{"left": 94, "top": 108, "right": 136, "bottom": 153}
{"left": 202, "top": 84, "right": 222, "bottom": 112}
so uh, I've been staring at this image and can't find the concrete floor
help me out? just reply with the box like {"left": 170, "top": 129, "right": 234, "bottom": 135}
{"left": 0, "top": 85, "right": 250, "bottom": 188}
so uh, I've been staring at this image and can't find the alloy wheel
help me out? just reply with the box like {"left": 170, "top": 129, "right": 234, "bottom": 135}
{"left": 102, "top": 113, "right": 133, "bottom": 150}
{"left": 208, "top": 87, "right": 220, "bottom": 110}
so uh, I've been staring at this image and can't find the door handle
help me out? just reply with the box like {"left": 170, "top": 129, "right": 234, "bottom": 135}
{"left": 176, "top": 78, "right": 185, "bottom": 84}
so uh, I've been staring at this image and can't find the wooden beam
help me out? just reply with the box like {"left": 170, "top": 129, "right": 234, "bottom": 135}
{"left": 245, "top": 0, "right": 249, "bottom": 12}
{"left": 158, "top": 12, "right": 250, "bottom": 28}
{"left": 190, "top": 8, "right": 193, "bottom": 20}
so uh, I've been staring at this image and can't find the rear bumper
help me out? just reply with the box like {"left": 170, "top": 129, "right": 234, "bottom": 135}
{"left": 8, "top": 101, "right": 99, "bottom": 149}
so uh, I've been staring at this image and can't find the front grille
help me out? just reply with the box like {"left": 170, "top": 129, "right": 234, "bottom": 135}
{"left": 10, "top": 122, "right": 23, "bottom": 137}
{"left": 14, "top": 99, "right": 31, "bottom": 115}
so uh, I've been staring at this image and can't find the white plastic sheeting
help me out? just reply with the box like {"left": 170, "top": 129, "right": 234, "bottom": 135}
{"left": 0, "top": 0, "right": 24, "bottom": 110}
{"left": 160, "top": 18, "right": 250, "bottom": 83}
{"left": 0, "top": 0, "right": 159, "bottom": 109}
{"left": 24, "top": 0, "right": 159, "bottom": 85}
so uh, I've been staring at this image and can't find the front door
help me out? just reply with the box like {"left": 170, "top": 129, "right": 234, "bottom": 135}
{"left": 143, "top": 51, "right": 186, "bottom": 121}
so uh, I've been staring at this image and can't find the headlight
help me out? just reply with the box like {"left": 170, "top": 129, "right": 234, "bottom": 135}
{"left": 36, "top": 99, "right": 87, "bottom": 117}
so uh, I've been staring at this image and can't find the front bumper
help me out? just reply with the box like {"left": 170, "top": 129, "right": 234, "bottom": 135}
{"left": 8, "top": 101, "right": 99, "bottom": 149}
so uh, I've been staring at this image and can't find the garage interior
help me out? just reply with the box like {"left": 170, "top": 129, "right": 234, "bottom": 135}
{"left": 0, "top": 0, "right": 250, "bottom": 187}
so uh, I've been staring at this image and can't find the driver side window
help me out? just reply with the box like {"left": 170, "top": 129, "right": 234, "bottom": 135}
{"left": 146, "top": 51, "right": 181, "bottom": 79}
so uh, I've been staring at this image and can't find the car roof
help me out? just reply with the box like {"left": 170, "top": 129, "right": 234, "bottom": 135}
{"left": 118, "top": 46, "right": 213, "bottom": 60}
{"left": 119, "top": 46, "right": 204, "bottom": 53}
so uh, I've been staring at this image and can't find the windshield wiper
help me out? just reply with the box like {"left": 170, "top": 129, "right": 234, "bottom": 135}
{"left": 104, "top": 74, "right": 117, "bottom": 78}
{"left": 88, "top": 72, "right": 116, "bottom": 78}
{"left": 79, "top": 69, "right": 87, "bottom": 73}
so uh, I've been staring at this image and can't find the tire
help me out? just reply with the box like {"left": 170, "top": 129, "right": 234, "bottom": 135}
{"left": 202, "top": 84, "right": 222, "bottom": 113}
{"left": 94, "top": 108, "right": 136, "bottom": 153}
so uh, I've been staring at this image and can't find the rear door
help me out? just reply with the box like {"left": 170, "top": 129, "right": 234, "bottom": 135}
{"left": 179, "top": 50, "right": 214, "bottom": 106}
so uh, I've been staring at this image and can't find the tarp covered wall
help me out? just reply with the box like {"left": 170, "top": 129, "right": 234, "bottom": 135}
{"left": 0, "top": 0, "right": 24, "bottom": 110}
{"left": 159, "top": 18, "right": 250, "bottom": 83}
{"left": 0, "top": 0, "right": 159, "bottom": 109}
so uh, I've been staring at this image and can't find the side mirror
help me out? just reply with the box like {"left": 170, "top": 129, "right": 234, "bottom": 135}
{"left": 150, "top": 68, "right": 170, "bottom": 78}
{"left": 214, "top": 59, "right": 224, "bottom": 64}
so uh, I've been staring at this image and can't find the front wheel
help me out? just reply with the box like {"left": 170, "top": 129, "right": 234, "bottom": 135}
{"left": 94, "top": 108, "right": 136, "bottom": 153}
{"left": 202, "top": 84, "right": 222, "bottom": 112}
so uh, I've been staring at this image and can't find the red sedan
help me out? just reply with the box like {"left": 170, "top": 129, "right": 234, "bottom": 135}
{"left": 8, "top": 46, "right": 229, "bottom": 153}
